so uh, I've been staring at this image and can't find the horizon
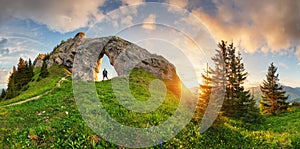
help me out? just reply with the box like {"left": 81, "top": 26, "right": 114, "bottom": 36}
{"left": 0, "top": 1, "right": 300, "bottom": 89}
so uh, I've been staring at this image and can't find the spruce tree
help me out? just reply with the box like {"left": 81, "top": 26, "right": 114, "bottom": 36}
{"left": 260, "top": 63, "right": 288, "bottom": 115}
{"left": 196, "top": 64, "right": 212, "bottom": 115}
{"left": 15, "top": 58, "right": 31, "bottom": 91}
{"left": 26, "top": 58, "right": 34, "bottom": 81}
{"left": 0, "top": 89, "right": 6, "bottom": 99}
{"left": 28, "top": 58, "right": 34, "bottom": 77}
{"left": 17, "top": 57, "right": 26, "bottom": 70}
{"left": 6, "top": 72, "right": 17, "bottom": 99}
{"left": 13, "top": 66, "right": 17, "bottom": 74}
{"left": 5, "top": 58, "right": 34, "bottom": 100}
{"left": 225, "top": 43, "right": 237, "bottom": 115}
{"left": 211, "top": 41, "right": 259, "bottom": 120}
{"left": 210, "top": 41, "right": 227, "bottom": 117}
{"left": 39, "top": 60, "right": 49, "bottom": 78}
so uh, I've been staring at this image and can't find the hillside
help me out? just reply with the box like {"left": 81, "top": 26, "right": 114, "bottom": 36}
{"left": 0, "top": 66, "right": 299, "bottom": 148}
{"left": 283, "top": 86, "right": 300, "bottom": 102}
{"left": 0, "top": 65, "right": 66, "bottom": 107}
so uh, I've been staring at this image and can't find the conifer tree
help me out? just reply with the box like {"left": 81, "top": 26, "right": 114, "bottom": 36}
{"left": 0, "top": 89, "right": 6, "bottom": 99}
{"left": 210, "top": 41, "right": 227, "bottom": 117}
{"left": 6, "top": 72, "right": 17, "bottom": 99}
{"left": 211, "top": 41, "right": 259, "bottom": 121}
{"left": 15, "top": 58, "right": 30, "bottom": 91}
{"left": 39, "top": 60, "right": 49, "bottom": 78}
{"left": 260, "top": 63, "right": 288, "bottom": 115}
{"left": 196, "top": 64, "right": 212, "bottom": 115}
{"left": 27, "top": 58, "right": 34, "bottom": 80}
{"left": 17, "top": 57, "right": 26, "bottom": 71}
{"left": 5, "top": 58, "right": 35, "bottom": 99}
{"left": 13, "top": 66, "right": 17, "bottom": 74}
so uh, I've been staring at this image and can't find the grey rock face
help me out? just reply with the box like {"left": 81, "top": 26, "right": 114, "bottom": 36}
{"left": 33, "top": 54, "right": 46, "bottom": 68}
{"left": 34, "top": 32, "right": 179, "bottom": 82}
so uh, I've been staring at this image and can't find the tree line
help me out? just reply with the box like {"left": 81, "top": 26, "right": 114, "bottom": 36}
{"left": 196, "top": 41, "right": 289, "bottom": 123}
{"left": 0, "top": 57, "right": 49, "bottom": 101}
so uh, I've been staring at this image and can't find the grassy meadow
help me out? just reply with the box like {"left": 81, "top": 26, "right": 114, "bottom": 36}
{"left": 0, "top": 66, "right": 299, "bottom": 148}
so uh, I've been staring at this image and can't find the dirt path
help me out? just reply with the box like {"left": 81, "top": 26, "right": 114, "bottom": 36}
{"left": 0, "top": 75, "right": 70, "bottom": 108}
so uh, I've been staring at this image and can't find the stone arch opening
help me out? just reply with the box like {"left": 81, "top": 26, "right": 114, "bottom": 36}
{"left": 94, "top": 53, "right": 118, "bottom": 81}
{"left": 73, "top": 35, "right": 180, "bottom": 94}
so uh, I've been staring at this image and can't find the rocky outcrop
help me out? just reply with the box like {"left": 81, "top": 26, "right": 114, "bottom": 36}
{"left": 33, "top": 54, "right": 46, "bottom": 68}
{"left": 34, "top": 32, "right": 179, "bottom": 82}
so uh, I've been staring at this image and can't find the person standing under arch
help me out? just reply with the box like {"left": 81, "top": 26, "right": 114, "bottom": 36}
{"left": 102, "top": 68, "right": 108, "bottom": 81}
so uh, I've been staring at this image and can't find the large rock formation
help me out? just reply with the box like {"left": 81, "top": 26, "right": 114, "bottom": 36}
{"left": 34, "top": 32, "right": 86, "bottom": 69}
{"left": 34, "top": 32, "right": 179, "bottom": 83}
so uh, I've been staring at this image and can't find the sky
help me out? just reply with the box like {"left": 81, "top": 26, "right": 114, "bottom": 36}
{"left": 0, "top": 0, "right": 300, "bottom": 89}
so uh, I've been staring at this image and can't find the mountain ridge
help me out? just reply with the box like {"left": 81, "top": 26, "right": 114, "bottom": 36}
{"left": 247, "top": 85, "right": 300, "bottom": 103}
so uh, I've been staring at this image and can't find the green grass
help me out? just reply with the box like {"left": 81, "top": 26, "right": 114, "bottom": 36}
{"left": 0, "top": 67, "right": 299, "bottom": 148}
{"left": 0, "top": 65, "right": 66, "bottom": 106}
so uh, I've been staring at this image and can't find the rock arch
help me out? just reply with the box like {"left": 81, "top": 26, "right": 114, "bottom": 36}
{"left": 73, "top": 34, "right": 179, "bottom": 83}
{"left": 34, "top": 32, "right": 181, "bottom": 91}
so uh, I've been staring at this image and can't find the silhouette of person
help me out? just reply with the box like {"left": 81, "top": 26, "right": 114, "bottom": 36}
{"left": 102, "top": 68, "right": 108, "bottom": 80}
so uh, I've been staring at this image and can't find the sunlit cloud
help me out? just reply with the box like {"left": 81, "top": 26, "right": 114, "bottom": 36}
{"left": 167, "top": 0, "right": 188, "bottom": 8}
{"left": 166, "top": 0, "right": 188, "bottom": 12}
{"left": 190, "top": 0, "right": 300, "bottom": 59}
{"left": 121, "top": 0, "right": 144, "bottom": 5}
{"left": 0, "top": 0, "right": 105, "bottom": 33}
{"left": 142, "top": 14, "right": 156, "bottom": 30}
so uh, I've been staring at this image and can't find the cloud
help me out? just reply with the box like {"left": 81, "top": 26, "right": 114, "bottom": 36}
{"left": 0, "top": 69, "right": 9, "bottom": 88}
{"left": 0, "top": 37, "right": 41, "bottom": 71}
{"left": 166, "top": 0, "right": 189, "bottom": 12}
{"left": 0, "top": 0, "right": 105, "bottom": 33}
{"left": 278, "top": 62, "right": 289, "bottom": 69}
{"left": 142, "top": 14, "right": 156, "bottom": 30}
{"left": 0, "top": 38, "right": 9, "bottom": 55}
{"left": 0, "top": 38, "right": 8, "bottom": 45}
{"left": 166, "top": 0, "right": 188, "bottom": 9}
{"left": 190, "top": 0, "right": 300, "bottom": 57}
{"left": 121, "top": 0, "right": 144, "bottom": 5}
{"left": 103, "top": 4, "right": 140, "bottom": 29}
{"left": 296, "top": 47, "right": 300, "bottom": 62}
{"left": 0, "top": 48, "right": 9, "bottom": 55}
{"left": 121, "top": 15, "right": 134, "bottom": 27}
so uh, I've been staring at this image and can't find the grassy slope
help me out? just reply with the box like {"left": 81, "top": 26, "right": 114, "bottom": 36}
{"left": 0, "top": 67, "right": 299, "bottom": 148}
{"left": 0, "top": 65, "right": 66, "bottom": 106}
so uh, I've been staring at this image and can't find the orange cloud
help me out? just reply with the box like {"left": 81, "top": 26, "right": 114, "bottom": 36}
{"left": 121, "top": 0, "right": 144, "bottom": 5}
{"left": 166, "top": 0, "right": 188, "bottom": 12}
{"left": 190, "top": 0, "right": 300, "bottom": 57}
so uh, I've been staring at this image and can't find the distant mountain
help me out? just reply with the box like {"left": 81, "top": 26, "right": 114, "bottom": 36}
{"left": 283, "top": 86, "right": 300, "bottom": 103}
{"left": 247, "top": 85, "right": 300, "bottom": 104}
